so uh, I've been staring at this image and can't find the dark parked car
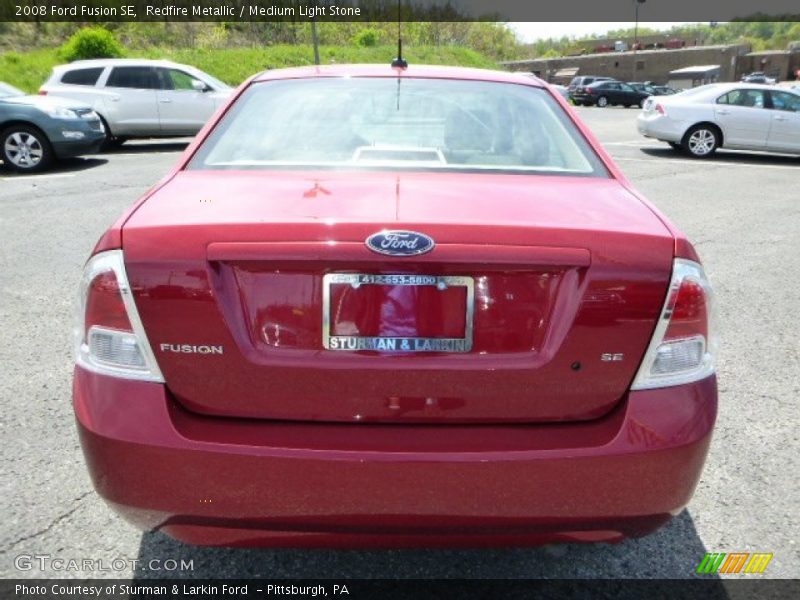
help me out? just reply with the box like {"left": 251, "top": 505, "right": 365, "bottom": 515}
{"left": 652, "top": 85, "right": 679, "bottom": 95}
{"left": 630, "top": 83, "right": 680, "bottom": 97}
{"left": 567, "top": 75, "right": 615, "bottom": 96}
{"left": 571, "top": 80, "right": 651, "bottom": 108}
{"left": 629, "top": 82, "right": 659, "bottom": 95}
{"left": 0, "top": 81, "right": 105, "bottom": 172}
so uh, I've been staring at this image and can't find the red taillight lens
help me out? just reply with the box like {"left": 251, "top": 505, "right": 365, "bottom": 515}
{"left": 664, "top": 278, "right": 709, "bottom": 341}
{"left": 74, "top": 250, "right": 163, "bottom": 381}
{"left": 632, "top": 259, "right": 717, "bottom": 389}
{"left": 655, "top": 103, "right": 666, "bottom": 115}
{"left": 83, "top": 270, "right": 133, "bottom": 337}
{"left": 38, "top": 90, "right": 47, "bottom": 96}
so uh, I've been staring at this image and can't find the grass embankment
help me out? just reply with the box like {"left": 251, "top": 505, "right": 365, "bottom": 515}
{"left": 0, "top": 45, "right": 498, "bottom": 93}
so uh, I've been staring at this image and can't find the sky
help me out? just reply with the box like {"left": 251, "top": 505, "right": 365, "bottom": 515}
{"left": 509, "top": 22, "right": 694, "bottom": 42}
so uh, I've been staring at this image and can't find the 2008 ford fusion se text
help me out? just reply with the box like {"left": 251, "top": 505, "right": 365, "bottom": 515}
{"left": 72, "top": 64, "right": 718, "bottom": 547}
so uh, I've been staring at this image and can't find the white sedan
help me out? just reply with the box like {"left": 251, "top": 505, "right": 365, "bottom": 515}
{"left": 637, "top": 83, "right": 800, "bottom": 157}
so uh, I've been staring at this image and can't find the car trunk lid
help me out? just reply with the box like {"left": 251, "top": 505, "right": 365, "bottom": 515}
{"left": 122, "top": 170, "right": 673, "bottom": 423}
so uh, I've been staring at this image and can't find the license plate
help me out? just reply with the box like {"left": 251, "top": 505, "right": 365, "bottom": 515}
{"left": 322, "top": 273, "right": 474, "bottom": 353}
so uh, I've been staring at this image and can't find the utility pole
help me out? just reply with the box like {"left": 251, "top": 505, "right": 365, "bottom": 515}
{"left": 632, "top": 0, "right": 646, "bottom": 81}
{"left": 311, "top": 18, "right": 320, "bottom": 65}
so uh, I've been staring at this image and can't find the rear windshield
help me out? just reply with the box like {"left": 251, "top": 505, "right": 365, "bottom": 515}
{"left": 189, "top": 77, "right": 608, "bottom": 177}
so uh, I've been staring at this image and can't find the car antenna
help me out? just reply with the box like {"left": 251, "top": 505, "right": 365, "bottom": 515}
{"left": 391, "top": 0, "right": 408, "bottom": 69}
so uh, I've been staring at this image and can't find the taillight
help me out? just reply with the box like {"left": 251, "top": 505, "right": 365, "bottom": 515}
{"left": 38, "top": 90, "right": 47, "bottom": 96}
{"left": 74, "top": 250, "right": 163, "bottom": 381}
{"left": 655, "top": 103, "right": 666, "bottom": 115}
{"left": 632, "top": 259, "right": 717, "bottom": 390}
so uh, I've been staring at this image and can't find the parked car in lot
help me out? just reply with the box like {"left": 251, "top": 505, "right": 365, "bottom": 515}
{"left": 567, "top": 75, "right": 615, "bottom": 95}
{"left": 628, "top": 82, "right": 678, "bottom": 97}
{"left": 628, "top": 82, "right": 658, "bottom": 96}
{"left": 572, "top": 80, "right": 651, "bottom": 108}
{"left": 39, "top": 59, "right": 232, "bottom": 146}
{"left": 652, "top": 85, "right": 680, "bottom": 95}
{"left": 0, "top": 81, "right": 105, "bottom": 172}
{"left": 73, "top": 65, "right": 718, "bottom": 548}
{"left": 638, "top": 83, "right": 800, "bottom": 157}
{"left": 741, "top": 71, "right": 777, "bottom": 85}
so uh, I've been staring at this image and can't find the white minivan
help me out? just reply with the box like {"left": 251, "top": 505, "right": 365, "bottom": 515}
{"left": 39, "top": 59, "right": 232, "bottom": 145}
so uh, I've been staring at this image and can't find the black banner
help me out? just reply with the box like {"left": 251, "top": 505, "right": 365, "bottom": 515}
{"left": 3, "top": 579, "right": 800, "bottom": 600}
{"left": 2, "top": 0, "right": 800, "bottom": 23}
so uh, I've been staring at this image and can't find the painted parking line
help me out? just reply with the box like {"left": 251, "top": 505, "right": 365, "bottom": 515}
{"left": 614, "top": 156, "right": 799, "bottom": 171}
{"left": 85, "top": 151, "right": 184, "bottom": 158}
{"left": 604, "top": 140, "right": 663, "bottom": 148}
{"left": 1, "top": 172, "right": 76, "bottom": 181}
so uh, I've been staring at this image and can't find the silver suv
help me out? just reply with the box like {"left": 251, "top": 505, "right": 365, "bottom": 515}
{"left": 39, "top": 59, "right": 232, "bottom": 146}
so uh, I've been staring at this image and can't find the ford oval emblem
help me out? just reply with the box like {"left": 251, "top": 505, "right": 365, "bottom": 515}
{"left": 365, "top": 230, "right": 435, "bottom": 257}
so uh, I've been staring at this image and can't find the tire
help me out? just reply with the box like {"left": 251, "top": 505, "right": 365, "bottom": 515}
{"left": 682, "top": 124, "right": 720, "bottom": 158}
{"left": 596, "top": 96, "right": 609, "bottom": 108}
{"left": 1, "top": 125, "right": 54, "bottom": 173}
{"left": 101, "top": 136, "right": 128, "bottom": 152}
{"left": 96, "top": 114, "right": 126, "bottom": 152}
{"left": 638, "top": 98, "right": 646, "bottom": 109}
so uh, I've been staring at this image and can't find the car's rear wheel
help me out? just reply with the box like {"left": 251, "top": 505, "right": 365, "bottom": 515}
{"left": 683, "top": 125, "right": 720, "bottom": 158}
{"left": 596, "top": 96, "right": 609, "bottom": 108}
{"left": 638, "top": 98, "right": 646, "bottom": 108}
{"left": 1, "top": 125, "right": 54, "bottom": 173}
{"left": 101, "top": 136, "right": 128, "bottom": 151}
{"left": 96, "top": 115, "right": 127, "bottom": 151}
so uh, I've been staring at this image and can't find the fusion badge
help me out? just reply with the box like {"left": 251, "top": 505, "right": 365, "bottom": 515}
{"left": 160, "top": 344, "right": 223, "bottom": 355}
{"left": 365, "top": 230, "right": 435, "bottom": 257}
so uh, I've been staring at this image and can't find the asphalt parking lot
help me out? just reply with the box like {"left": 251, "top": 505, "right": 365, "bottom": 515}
{"left": 1, "top": 106, "right": 798, "bottom": 580}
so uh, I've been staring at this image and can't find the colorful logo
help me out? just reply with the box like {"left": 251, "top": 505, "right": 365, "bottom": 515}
{"left": 697, "top": 552, "right": 773, "bottom": 574}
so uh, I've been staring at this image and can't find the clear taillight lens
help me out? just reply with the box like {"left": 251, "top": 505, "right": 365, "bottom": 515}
{"left": 74, "top": 250, "right": 163, "bottom": 381}
{"left": 632, "top": 259, "right": 717, "bottom": 390}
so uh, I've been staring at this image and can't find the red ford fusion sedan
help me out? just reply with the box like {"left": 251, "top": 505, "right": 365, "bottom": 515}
{"left": 73, "top": 65, "right": 717, "bottom": 547}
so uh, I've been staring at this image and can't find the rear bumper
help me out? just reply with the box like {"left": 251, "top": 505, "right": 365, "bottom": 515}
{"left": 73, "top": 366, "right": 717, "bottom": 547}
{"left": 637, "top": 114, "right": 686, "bottom": 143}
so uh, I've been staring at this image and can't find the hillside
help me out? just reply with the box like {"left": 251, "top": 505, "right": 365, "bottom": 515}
{"left": 2, "top": 20, "right": 797, "bottom": 92}
{"left": 0, "top": 44, "right": 498, "bottom": 93}
{"left": 0, "top": 22, "right": 513, "bottom": 92}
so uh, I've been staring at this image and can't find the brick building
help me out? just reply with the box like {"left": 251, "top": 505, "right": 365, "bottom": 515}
{"left": 502, "top": 43, "right": 800, "bottom": 86}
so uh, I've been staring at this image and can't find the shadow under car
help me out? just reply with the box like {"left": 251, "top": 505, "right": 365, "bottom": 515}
{"left": 133, "top": 510, "right": 721, "bottom": 582}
